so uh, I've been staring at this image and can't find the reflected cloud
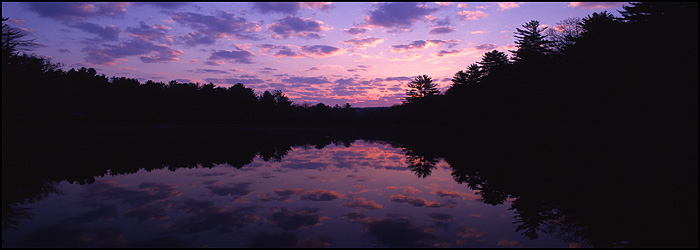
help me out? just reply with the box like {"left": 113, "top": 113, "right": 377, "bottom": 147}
{"left": 341, "top": 197, "right": 383, "bottom": 210}
{"left": 203, "top": 181, "right": 253, "bottom": 198}
{"left": 168, "top": 199, "right": 261, "bottom": 234}
{"left": 267, "top": 207, "right": 328, "bottom": 231}
{"left": 362, "top": 216, "right": 437, "bottom": 247}
{"left": 389, "top": 194, "right": 457, "bottom": 208}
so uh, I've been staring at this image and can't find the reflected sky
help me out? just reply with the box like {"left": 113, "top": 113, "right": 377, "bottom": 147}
{"left": 2, "top": 140, "right": 571, "bottom": 248}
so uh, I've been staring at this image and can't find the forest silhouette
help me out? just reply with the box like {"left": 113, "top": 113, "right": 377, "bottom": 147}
{"left": 3, "top": 2, "right": 696, "bottom": 130}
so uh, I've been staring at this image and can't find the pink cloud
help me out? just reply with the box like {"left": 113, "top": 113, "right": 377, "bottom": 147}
{"left": 497, "top": 2, "right": 522, "bottom": 10}
{"left": 268, "top": 15, "right": 330, "bottom": 39}
{"left": 568, "top": 2, "right": 625, "bottom": 10}
{"left": 458, "top": 10, "right": 488, "bottom": 21}
{"left": 343, "top": 37, "right": 384, "bottom": 50}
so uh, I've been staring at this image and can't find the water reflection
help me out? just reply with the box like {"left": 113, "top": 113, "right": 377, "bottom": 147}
{"left": 2, "top": 127, "right": 697, "bottom": 247}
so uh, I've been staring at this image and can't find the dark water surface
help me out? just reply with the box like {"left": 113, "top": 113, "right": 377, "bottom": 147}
{"left": 2, "top": 126, "right": 697, "bottom": 248}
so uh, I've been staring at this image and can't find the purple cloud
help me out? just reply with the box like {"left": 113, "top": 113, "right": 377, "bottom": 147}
{"left": 171, "top": 11, "right": 262, "bottom": 46}
{"left": 283, "top": 76, "right": 331, "bottom": 85}
{"left": 365, "top": 2, "right": 437, "bottom": 30}
{"left": 126, "top": 21, "right": 170, "bottom": 42}
{"left": 273, "top": 45, "right": 303, "bottom": 58}
{"left": 474, "top": 43, "right": 497, "bottom": 50}
{"left": 68, "top": 21, "right": 121, "bottom": 41}
{"left": 83, "top": 38, "right": 183, "bottom": 65}
{"left": 391, "top": 40, "right": 458, "bottom": 53}
{"left": 268, "top": 15, "right": 328, "bottom": 39}
{"left": 429, "top": 26, "right": 456, "bottom": 35}
{"left": 300, "top": 45, "right": 341, "bottom": 56}
{"left": 436, "top": 50, "right": 462, "bottom": 57}
{"left": 206, "top": 78, "right": 265, "bottom": 85}
{"left": 265, "top": 45, "right": 342, "bottom": 58}
{"left": 133, "top": 2, "right": 189, "bottom": 10}
{"left": 343, "top": 37, "right": 384, "bottom": 50}
{"left": 209, "top": 49, "right": 256, "bottom": 64}
{"left": 345, "top": 27, "right": 369, "bottom": 35}
{"left": 23, "top": 2, "right": 129, "bottom": 21}
{"left": 188, "top": 69, "right": 231, "bottom": 74}
{"left": 251, "top": 2, "right": 301, "bottom": 14}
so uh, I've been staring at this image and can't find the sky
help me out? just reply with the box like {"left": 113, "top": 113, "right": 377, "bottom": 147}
{"left": 2, "top": 2, "right": 627, "bottom": 107}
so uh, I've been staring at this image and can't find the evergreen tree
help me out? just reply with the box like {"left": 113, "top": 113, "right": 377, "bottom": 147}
{"left": 451, "top": 63, "right": 482, "bottom": 87}
{"left": 404, "top": 74, "right": 439, "bottom": 104}
{"left": 478, "top": 50, "right": 510, "bottom": 77}
{"left": 510, "top": 20, "right": 551, "bottom": 63}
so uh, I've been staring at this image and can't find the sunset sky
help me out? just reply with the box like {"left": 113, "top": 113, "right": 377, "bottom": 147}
{"left": 2, "top": 2, "right": 626, "bottom": 107}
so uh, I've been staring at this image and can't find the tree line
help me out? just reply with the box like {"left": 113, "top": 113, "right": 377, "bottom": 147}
{"left": 3, "top": 2, "right": 697, "bottom": 129}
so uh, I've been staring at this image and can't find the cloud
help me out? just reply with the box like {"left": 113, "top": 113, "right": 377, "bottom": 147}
{"left": 205, "top": 78, "right": 265, "bottom": 86}
{"left": 429, "top": 26, "right": 456, "bottom": 35}
{"left": 497, "top": 2, "right": 523, "bottom": 10}
{"left": 341, "top": 198, "right": 383, "bottom": 210}
{"left": 283, "top": 76, "right": 331, "bottom": 85}
{"left": 203, "top": 181, "right": 254, "bottom": 197}
{"left": 391, "top": 39, "right": 458, "bottom": 53}
{"left": 300, "top": 2, "right": 335, "bottom": 11}
{"left": 126, "top": 21, "right": 171, "bottom": 42}
{"left": 208, "top": 49, "right": 256, "bottom": 64}
{"left": 268, "top": 16, "right": 330, "bottom": 39}
{"left": 83, "top": 38, "right": 183, "bottom": 65}
{"left": 133, "top": 2, "right": 189, "bottom": 10}
{"left": 458, "top": 3, "right": 471, "bottom": 8}
{"left": 264, "top": 45, "right": 343, "bottom": 58}
{"left": 389, "top": 194, "right": 457, "bottom": 208}
{"left": 474, "top": 43, "right": 498, "bottom": 51}
{"left": 298, "top": 189, "right": 344, "bottom": 201}
{"left": 67, "top": 21, "right": 121, "bottom": 41}
{"left": 188, "top": 68, "right": 232, "bottom": 74}
{"left": 168, "top": 199, "right": 261, "bottom": 234}
{"left": 23, "top": 2, "right": 129, "bottom": 21}
{"left": 301, "top": 45, "right": 343, "bottom": 57}
{"left": 428, "top": 212, "right": 454, "bottom": 221}
{"left": 251, "top": 2, "right": 301, "bottom": 14}
{"left": 457, "top": 226, "right": 486, "bottom": 239}
{"left": 458, "top": 10, "right": 488, "bottom": 21}
{"left": 267, "top": 207, "right": 328, "bottom": 231}
{"left": 251, "top": 2, "right": 335, "bottom": 15}
{"left": 345, "top": 27, "right": 369, "bottom": 35}
{"left": 497, "top": 239, "right": 520, "bottom": 247}
{"left": 343, "top": 37, "right": 384, "bottom": 50}
{"left": 171, "top": 11, "right": 262, "bottom": 46}
{"left": 387, "top": 54, "right": 423, "bottom": 62}
{"left": 365, "top": 2, "right": 438, "bottom": 30}
{"left": 363, "top": 217, "right": 436, "bottom": 247}
{"left": 568, "top": 2, "right": 625, "bottom": 10}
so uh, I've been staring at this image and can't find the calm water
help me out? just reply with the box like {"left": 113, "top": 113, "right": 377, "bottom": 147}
{"left": 2, "top": 140, "right": 569, "bottom": 248}
{"left": 2, "top": 127, "right": 697, "bottom": 247}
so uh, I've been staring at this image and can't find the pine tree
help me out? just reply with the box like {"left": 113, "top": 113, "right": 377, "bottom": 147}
{"left": 510, "top": 20, "right": 550, "bottom": 63}
{"left": 404, "top": 74, "right": 439, "bottom": 104}
{"left": 478, "top": 50, "right": 510, "bottom": 77}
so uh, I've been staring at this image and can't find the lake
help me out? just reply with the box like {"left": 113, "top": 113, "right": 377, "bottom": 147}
{"left": 2, "top": 126, "right": 697, "bottom": 247}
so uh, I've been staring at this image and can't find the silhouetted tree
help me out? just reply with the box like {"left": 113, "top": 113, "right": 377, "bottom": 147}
{"left": 2, "top": 17, "right": 37, "bottom": 62}
{"left": 403, "top": 74, "right": 439, "bottom": 104}
{"left": 510, "top": 20, "right": 551, "bottom": 63}
{"left": 545, "top": 17, "right": 583, "bottom": 54}
{"left": 478, "top": 50, "right": 510, "bottom": 77}
{"left": 451, "top": 63, "right": 481, "bottom": 87}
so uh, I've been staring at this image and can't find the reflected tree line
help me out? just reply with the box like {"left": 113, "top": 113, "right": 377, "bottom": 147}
{"left": 3, "top": 124, "right": 697, "bottom": 247}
